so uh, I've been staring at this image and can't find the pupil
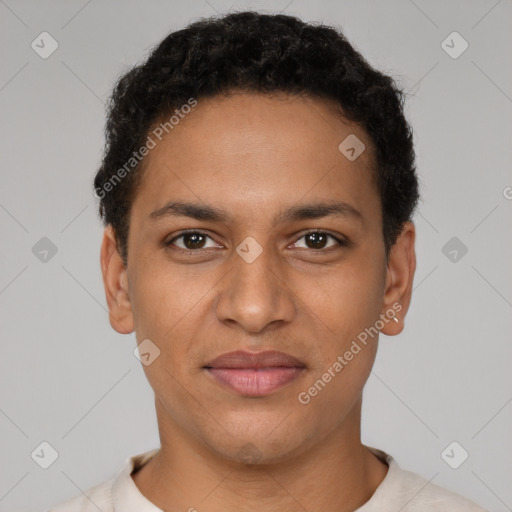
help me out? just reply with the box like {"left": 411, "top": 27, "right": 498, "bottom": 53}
{"left": 307, "top": 233, "right": 326, "bottom": 249}
{"left": 185, "top": 233, "right": 204, "bottom": 249}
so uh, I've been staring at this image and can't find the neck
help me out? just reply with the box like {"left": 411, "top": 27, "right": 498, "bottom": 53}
{"left": 132, "top": 396, "right": 388, "bottom": 512}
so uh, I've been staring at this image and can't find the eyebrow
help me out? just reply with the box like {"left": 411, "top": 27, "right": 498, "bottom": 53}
{"left": 149, "top": 200, "right": 363, "bottom": 225}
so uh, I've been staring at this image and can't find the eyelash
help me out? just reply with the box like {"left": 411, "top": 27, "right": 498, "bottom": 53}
{"left": 165, "top": 229, "right": 348, "bottom": 254}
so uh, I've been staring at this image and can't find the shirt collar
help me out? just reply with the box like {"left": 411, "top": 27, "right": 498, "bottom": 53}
{"left": 110, "top": 446, "right": 397, "bottom": 512}
{"left": 112, "top": 448, "right": 162, "bottom": 511}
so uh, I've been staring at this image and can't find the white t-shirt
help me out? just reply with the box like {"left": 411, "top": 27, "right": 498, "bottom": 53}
{"left": 48, "top": 446, "right": 488, "bottom": 511}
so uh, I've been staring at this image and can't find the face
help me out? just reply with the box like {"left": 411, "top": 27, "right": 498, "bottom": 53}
{"left": 101, "top": 92, "right": 415, "bottom": 464}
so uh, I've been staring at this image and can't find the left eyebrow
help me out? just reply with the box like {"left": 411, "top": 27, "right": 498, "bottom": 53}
{"left": 148, "top": 199, "right": 363, "bottom": 225}
{"left": 277, "top": 201, "right": 363, "bottom": 225}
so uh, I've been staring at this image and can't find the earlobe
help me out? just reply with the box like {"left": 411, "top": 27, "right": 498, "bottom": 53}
{"left": 100, "top": 226, "right": 134, "bottom": 335}
{"left": 380, "top": 221, "right": 416, "bottom": 336}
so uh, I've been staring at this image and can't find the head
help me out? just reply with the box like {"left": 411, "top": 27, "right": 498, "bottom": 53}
{"left": 97, "top": 11, "right": 419, "bottom": 464}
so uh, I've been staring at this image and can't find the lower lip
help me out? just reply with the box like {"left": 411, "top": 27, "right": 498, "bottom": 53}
{"left": 205, "top": 367, "right": 305, "bottom": 396}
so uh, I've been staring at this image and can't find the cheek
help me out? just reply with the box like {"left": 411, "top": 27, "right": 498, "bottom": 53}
{"left": 129, "top": 256, "right": 214, "bottom": 338}
{"left": 129, "top": 258, "right": 221, "bottom": 390}
{"left": 293, "top": 259, "right": 384, "bottom": 407}
{"left": 296, "top": 259, "right": 383, "bottom": 341}
{"left": 130, "top": 273, "right": 173, "bottom": 339}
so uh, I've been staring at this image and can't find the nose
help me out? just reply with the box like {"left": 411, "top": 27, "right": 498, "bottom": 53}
{"left": 215, "top": 242, "right": 296, "bottom": 334}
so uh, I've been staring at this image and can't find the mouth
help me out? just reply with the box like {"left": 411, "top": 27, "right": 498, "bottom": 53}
{"left": 203, "top": 350, "right": 306, "bottom": 397}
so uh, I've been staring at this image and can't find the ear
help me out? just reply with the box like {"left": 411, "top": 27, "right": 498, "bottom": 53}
{"left": 100, "top": 225, "right": 134, "bottom": 334}
{"left": 380, "top": 221, "right": 416, "bottom": 336}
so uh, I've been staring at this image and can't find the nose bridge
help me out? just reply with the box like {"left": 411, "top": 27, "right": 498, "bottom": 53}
{"left": 215, "top": 236, "right": 294, "bottom": 332}
{"left": 234, "top": 238, "right": 277, "bottom": 293}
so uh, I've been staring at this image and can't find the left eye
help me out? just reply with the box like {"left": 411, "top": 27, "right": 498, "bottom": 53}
{"left": 291, "top": 231, "right": 344, "bottom": 251}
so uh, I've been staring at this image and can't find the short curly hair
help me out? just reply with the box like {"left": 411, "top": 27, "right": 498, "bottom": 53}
{"left": 93, "top": 10, "right": 420, "bottom": 266}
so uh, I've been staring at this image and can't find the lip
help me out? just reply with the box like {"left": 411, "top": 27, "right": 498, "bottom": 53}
{"left": 205, "top": 350, "right": 306, "bottom": 369}
{"left": 203, "top": 350, "right": 306, "bottom": 396}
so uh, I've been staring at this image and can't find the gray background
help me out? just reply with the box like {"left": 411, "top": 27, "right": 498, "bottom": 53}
{"left": 1, "top": 1, "right": 511, "bottom": 511}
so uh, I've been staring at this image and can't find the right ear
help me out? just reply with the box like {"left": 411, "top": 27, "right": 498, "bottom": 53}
{"left": 100, "top": 226, "right": 134, "bottom": 334}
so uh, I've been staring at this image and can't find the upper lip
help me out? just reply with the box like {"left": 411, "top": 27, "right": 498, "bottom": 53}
{"left": 204, "top": 350, "right": 306, "bottom": 369}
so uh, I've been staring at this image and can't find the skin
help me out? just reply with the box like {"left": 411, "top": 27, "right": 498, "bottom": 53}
{"left": 100, "top": 91, "right": 416, "bottom": 512}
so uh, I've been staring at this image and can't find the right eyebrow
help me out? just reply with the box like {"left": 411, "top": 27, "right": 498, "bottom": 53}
{"left": 149, "top": 201, "right": 228, "bottom": 222}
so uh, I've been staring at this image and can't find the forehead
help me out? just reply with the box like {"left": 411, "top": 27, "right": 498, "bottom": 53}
{"left": 131, "top": 92, "right": 380, "bottom": 227}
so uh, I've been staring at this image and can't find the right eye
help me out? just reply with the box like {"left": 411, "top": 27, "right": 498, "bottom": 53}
{"left": 165, "top": 230, "right": 222, "bottom": 252}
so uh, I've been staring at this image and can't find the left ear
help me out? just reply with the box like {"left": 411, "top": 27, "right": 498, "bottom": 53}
{"left": 380, "top": 221, "right": 416, "bottom": 336}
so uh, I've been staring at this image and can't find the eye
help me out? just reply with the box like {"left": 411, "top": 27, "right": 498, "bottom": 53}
{"left": 290, "top": 230, "right": 346, "bottom": 251}
{"left": 166, "top": 230, "right": 220, "bottom": 251}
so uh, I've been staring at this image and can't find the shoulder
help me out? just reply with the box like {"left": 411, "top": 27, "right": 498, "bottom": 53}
{"left": 363, "top": 447, "right": 488, "bottom": 512}
{"left": 47, "top": 478, "right": 114, "bottom": 512}
{"left": 45, "top": 449, "right": 160, "bottom": 512}
{"left": 394, "top": 466, "right": 488, "bottom": 511}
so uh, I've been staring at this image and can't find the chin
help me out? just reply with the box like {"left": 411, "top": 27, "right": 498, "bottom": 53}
{"left": 202, "top": 430, "right": 309, "bottom": 467}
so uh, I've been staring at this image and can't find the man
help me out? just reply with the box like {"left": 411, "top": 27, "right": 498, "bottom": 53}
{"left": 50, "top": 10, "right": 487, "bottom": 511}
